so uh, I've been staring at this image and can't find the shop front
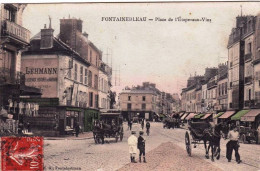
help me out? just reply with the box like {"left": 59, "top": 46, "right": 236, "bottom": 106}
{"left": 84, "top": 109, "right": 100, "bottom": 132}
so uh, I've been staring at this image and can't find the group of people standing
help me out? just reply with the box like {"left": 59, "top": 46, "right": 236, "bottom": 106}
{"left": 127, "top": 118, "right": 151, "bottom": 163}
{"left": 128, "top": 130, "right": 146, "bottom": 163}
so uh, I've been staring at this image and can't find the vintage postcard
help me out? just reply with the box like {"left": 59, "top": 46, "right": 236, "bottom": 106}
{"left": 0, "top": 1, "right": 260, "bottom": 171}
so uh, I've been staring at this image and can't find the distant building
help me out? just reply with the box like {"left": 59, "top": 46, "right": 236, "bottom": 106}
{"left": 119, "top": 89, "right": 157, "bottom": 121}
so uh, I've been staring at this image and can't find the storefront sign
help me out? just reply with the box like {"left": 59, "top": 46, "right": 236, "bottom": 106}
{"left": 22, "top": 58, "right": 58, "bottom": 98}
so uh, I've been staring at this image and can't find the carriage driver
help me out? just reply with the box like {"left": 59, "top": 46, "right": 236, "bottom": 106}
{"left": 128, "top": 131, "right": 138, "bottom": 163}
{"left": 138, "top": 131, "right": 146, "bottom": 163}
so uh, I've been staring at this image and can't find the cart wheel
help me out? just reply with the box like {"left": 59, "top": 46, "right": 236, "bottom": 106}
{"left": 120, "top": 132, "right": 123, "bottom": 141}
{"left": 115, "top": 133, "right": 119, "bottom": 142}
{"left": 185, "top": 131, "right": 191, "bottom": 156}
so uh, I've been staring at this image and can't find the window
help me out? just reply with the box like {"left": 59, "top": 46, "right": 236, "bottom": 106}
{"left": 249, "top": 89, "right": 251, "bottom": 100}
{"left": 95, "top": 95, "right": 99, "bottom": 108}
{"left": 96, "top": 55, "right": 98, "bottom": 66}
{"left": 74, "top": 64, "right": 78, "bottom": 81}
{"left": 142, "top": 96, "right": 146, "bottom": 101}
{"left": 128, "top": 96, "right": 131, "bottom": 101}
{"left": 225, "top": 82, "right": 227, "bottom": 94}
{"left": 248, "top": 42, "right": 252, "bottom": 54}
{"left": 127, "top": 103, "right": 132, "bottom": 110}
{"left": 4, "top": 5, "right": 16, "bottom": 22}
{"left": 80, "top": 66, "right": 83, "bottom": 83}
{"left": 94, "top": 75, "right": 98, "bottom": 89}
{"left": 84, "top": 69, "right": 87, "bottom": 84}
{"left": 90, "top": 50, "right": 92, "bottom": 63}
{"left": 142, "top": 104, "right": 146, "bottom": 110}
{"left": 89, "top": 92, "right": 93, "bottom": 107}
{"left": 88, "top": 71, "right": 92, "bottom": 87}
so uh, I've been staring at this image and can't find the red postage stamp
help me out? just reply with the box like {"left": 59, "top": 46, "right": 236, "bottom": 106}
{"left": 1, "top": 137, "right": 44, "bottom": 171}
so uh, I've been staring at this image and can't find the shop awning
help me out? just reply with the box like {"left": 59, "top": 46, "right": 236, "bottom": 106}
{"left": 231, "top": 110, "right": 250, "bottom": 121}
{"left": 218, "top": 111, "right": 235, "bottom": 119}
{"left": 179, "top": 112, "right": 185, "bottom": 117}
{"left": 194, "top": 113, "right": 205, "bottom": 119}
{"left": 201, "top": 113, "right": 212, "bottom": 119}
{"left": 186, "top": 113, "right": 196, "bottom": 120}
{"left": 214, "top": 112, "right": 224, "bottom": 119}
{"left": 241, "top": 109, "right": 260, "bottom": 122}
{"left": 181, "top": 113, "right": 188, "bottom": 120}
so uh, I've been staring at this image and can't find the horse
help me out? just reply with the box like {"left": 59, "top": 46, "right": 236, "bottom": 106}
{"left": 203, "top": 123, "right": 224, "bottom": 162}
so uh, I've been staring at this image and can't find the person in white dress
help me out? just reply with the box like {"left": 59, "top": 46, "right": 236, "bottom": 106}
{"left": 128, "top": 131, "right": 138, "bottom": 163}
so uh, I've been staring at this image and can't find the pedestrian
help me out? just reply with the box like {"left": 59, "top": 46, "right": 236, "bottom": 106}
{"left": 141, "top": 119, "right": 144, "bottom": 130}
{"left": 129, "top": 120, "right": 133, "bottom": 131}
{"left": 27, "top": 122, "right": 31, "bottom": 133}
{"left": 128, "top": 131, "right": 137, "bottom": 163}
{"left": 127, "top": 120, "right": 130, "bottom": 130}
{"left": 146, "top": 120, "right": 150, "bottom": 136}
{"left": 75, "top": 122, "right": 80, "bottom": 137}
{"left": 226, "top": 125, "right": 242, "bottom": 164}
{"left": 138, "top": 131, "right": 146, "bottom": 163}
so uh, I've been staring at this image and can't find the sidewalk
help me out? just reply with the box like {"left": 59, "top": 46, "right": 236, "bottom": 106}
{"left": 44, "top": 132, "right": 93, "bottom": 140}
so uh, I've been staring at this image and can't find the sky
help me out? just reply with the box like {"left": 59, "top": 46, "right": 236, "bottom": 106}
{"left": 22, "top": 2, "right": 260, "bottom": 96}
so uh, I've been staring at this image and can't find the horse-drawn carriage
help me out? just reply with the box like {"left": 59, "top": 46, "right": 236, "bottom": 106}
{"left": 163, "top": 117, "right": 180, "bottom": 129}
{"left": 185, "top": 121, "right": 223, "bottom": 161}
{"left": 92, "top": 112, "right": 124, "bottom": 144}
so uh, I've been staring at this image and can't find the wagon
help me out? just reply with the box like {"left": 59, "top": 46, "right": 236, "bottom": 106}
{"left": 185, "top": 122, "right": 211, "bottom": 156}
{"left": 93, "top": 112, "right": 124, "bottom": 144}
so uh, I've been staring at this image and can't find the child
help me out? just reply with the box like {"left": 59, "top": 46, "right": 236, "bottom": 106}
{"left": 138, "top": 131, "right": 146, "bottom": 163}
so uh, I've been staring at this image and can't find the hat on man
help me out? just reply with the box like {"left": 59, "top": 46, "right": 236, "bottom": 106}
{"left": 139, "top": 131, "right": 144, "bottom": 135}
{"left": 131, "top": 131, "right": 136, "bottom": 134}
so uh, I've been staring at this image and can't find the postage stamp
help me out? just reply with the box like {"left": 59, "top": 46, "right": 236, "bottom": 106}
{"left": 1, "top": 137, "right": 44, "bottom": 171}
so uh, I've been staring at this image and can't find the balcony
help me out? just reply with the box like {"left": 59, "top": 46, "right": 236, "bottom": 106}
{"left": 244, "top": 76, "right": 252, "bottom": 84}
{"left": 0, "top": 67, "right": 23, "bottom": 85}
{"left": 244, "top": 53, "right": 252, "bottom": 62}
{"left": 1, "top": 20, "right": 30, "bottom": 45}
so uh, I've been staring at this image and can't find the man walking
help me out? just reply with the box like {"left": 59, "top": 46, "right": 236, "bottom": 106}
{"left": 75, "top": 122, "right": 80, "bottom": 137}
{"left": 138, "top": 131, "right": 146, "bottom": 163}
{"left": 226, "top": 125, "right": 242, "bottom": 164}
{"left": 146, "top": 121, "right": 150, "bottom": 136}
{"left": 128, "top": 131, "right": 138, "bottom": 163}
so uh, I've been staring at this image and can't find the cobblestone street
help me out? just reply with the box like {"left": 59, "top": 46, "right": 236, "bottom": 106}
{"left": 44, "top": 122, "right": 260, "bottom": 171}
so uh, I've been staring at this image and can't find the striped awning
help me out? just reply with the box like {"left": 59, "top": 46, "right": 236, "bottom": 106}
{"left": 219, "top": 111, "right": 235, "bottom": 119}
{"left": 185, "top": 113, "right": 196, "bottom": 120}
{"left": 194, "top": 113, "right": 205, "bottom": 119}
{"left": 241, "top": 109, "right": 260, "bottom": 122}
{"left": 231, "top": 110, "right": 249, "bottom": 121}
{"left": 201, "top": 113, "right": 212, "bottom": 119}
{"left": 181, "top": 113, "right": 188, "bottom": 120}
{"left": 214, "top": 112, "right": 224, "bottom": 119}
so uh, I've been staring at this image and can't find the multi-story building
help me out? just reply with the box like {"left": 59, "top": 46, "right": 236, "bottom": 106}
{"left": 21, "top": 21, "right": 94, "bottom": 135}
{"left": 207, "top": 75, "right": 217, "bottom": 113}
{"left": 59, "top": 18, "right": 102, "bottom": 111}
{"left": 227, "top": 16, "right": 248, "bottom": 110}
{"left": 0, "top": 4, "right": 41, "bottom": 134}
{"left": 119, "top": 89, "right": 157, "bottom": 121}
{"left": 215, "top": 63, "right": 228, "bottom": 112}
{"left": 98, "top": 61, "right": 112, "bottom": 110}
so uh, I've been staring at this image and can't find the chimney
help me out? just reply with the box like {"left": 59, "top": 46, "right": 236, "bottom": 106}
{"left": 60, "top": 18, "right": 83, "bottom": 50}
{"left": 40, "top": 22, "right": 54, "bottom": 49}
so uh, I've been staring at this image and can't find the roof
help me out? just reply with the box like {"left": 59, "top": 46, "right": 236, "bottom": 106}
{"left": 231, "top": 110, "right": 249, "bottom": 121}
{"left": 241, "top": 109, "right": 260, "bottom": 122}
{"left": 23, "top": 33, "right": 90, "bottom": 67}
{"left": 120, "top": 89, "right": 156, "bottom": 95}
{"left": 219, "top": 111, "right": 235, "bottom": 119}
